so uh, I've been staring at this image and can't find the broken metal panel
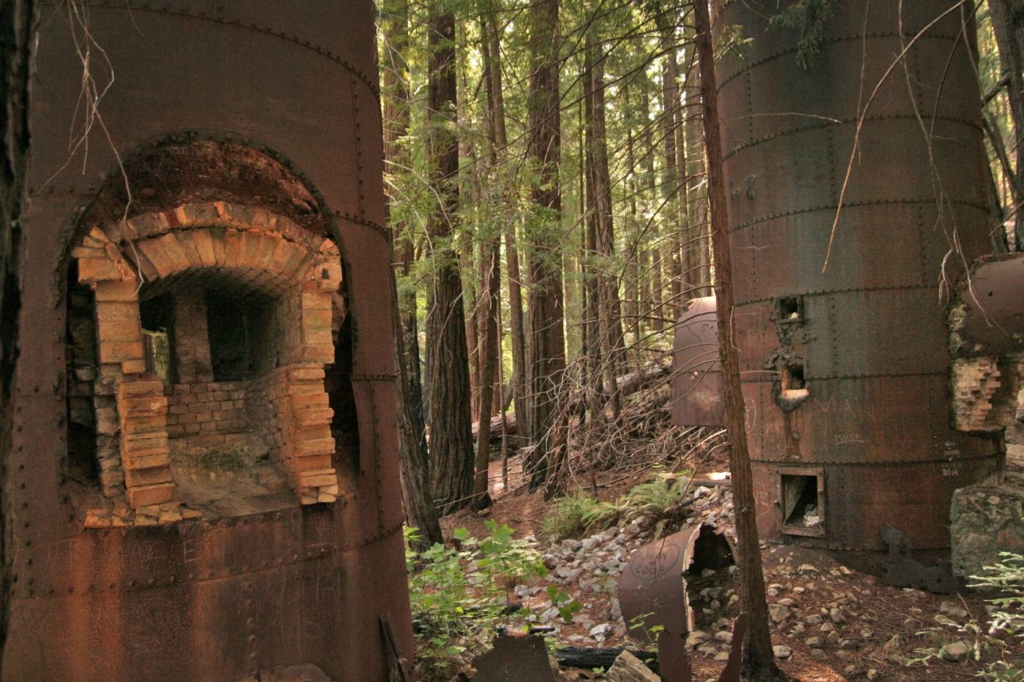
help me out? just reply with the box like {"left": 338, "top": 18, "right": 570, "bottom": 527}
{"left": 5, "top": 1, "right": 413, "bottom": 680}
{"left": 472, "top": 635, "right": 556, "bottom": 682}
{"left": 618, "top": 525, "right": 734, "bottom": 645}
{"left": 717, "top": 0, "right": 999, "bottom": 553}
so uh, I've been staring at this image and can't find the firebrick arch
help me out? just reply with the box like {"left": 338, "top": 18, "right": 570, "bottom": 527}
{"left": 67, "top": 200, "right": 349, "bottom": 526}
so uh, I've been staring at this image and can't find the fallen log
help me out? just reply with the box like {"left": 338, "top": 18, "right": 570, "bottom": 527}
{"left": 554, "top": 647, "right": 658, "bottom": 674}
{"left": 471, "top": 363, "right": 670, "bottom": 440}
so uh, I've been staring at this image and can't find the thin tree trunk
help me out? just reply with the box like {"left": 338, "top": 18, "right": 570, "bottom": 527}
{"left": 694, "top": 1, "right": 782, "bottom": 678}
{"left": 472, "top": 241, "right": 500, "bottom": 509}
{"left": 624, "top": 87, "right": 641, "bottom": 345}
{"left": 426, "top": 7, "right": 475, "bottom": 515}
{"left": 661, "top": 29, "right": 684, "bottom": 320}
{"left": 524, "top": 0, "right": 567, "bottom": 493}
{"left": 381, "top": 0, "right": 442, "bottom": 547}
{"left": 685, "top": 44, "right": 712, "bottom": 297}
{"left": 989, "top": 0, "right": 1024, "bottom": 246}
{"left": 0, "top": 0, "right": 34, "bottom": 668}
{"left": 584, "top": 35, "right": 625, "bottom": 418}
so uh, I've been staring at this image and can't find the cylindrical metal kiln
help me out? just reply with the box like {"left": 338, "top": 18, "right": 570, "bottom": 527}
{"left": 3, "top": 2, "right": 413, "bottom": 680}
{"left": 714, "top": 0, "right": 1002, "bottom": 554}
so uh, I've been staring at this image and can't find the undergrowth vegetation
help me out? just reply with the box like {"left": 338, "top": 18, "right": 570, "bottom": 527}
{"left": 540, "top": 471, "right": 695, "bottom": 541}
{"left": 906, "top": 553, "right": 1024, "bottom": 679}
{"left": 405, "top": 520, "right": 581, "bottom": 681}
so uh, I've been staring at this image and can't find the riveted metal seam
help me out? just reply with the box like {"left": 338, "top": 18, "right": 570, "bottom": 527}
{"left": 734, "top": 282, "right": 943, "bottom": 307}
{"left": 722, "top": 114, "right": 983, "bottom": 162}
{"left": 729, "top": 198, "right": 989, "bottom": 234}
{"left": 718, "top": 32, "right": 964, "bottom": 89}
{"left": 54, "top": 2, "right": 382, "bottom": 101}
{"left": 754, "top": 451, "right": 999, "bottom": 466}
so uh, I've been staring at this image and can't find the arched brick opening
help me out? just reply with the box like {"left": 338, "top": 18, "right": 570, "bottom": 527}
{"left": 69, "top": 202, "right": 348, "bottom": 526}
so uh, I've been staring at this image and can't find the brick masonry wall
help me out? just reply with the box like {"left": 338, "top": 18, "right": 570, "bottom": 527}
{"left": 166, "top": 380, "right": 251, "bottom": 452}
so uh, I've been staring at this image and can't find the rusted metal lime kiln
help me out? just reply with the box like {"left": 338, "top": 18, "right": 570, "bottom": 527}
{"left": 3, "top": 2, "right": 413, "bottom": 680}
{"left": 674, "top": 0, "right": 1004, "bottom": 557}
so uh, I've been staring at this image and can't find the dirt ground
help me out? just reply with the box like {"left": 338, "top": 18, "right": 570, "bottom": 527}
{"left": 438, "top": 440, "right": 1023, "bottom": 681}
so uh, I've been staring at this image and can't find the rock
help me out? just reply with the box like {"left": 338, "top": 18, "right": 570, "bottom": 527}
{"left": 589, "top": 624, "right": 611, "bottom": 638}
{"left": 687, "top": 631, "right": 710, "bottom": 647}
{"left": 804, "top": 614, "right": 823, "bottom": 625}
{"left": 610, "top": 598, "right": 622, "bottom": 621}
{"left": 867, "top": 669, "right": 879, "bottom": 680}
{"left": 713, "top": 651, "right": 730, "bottom": 661}
{"left": 951, "top": 485, "right": 1024, "bottom": 578}
{"left": 810, "top": 649, "right": 827, "bottom": 661}
{"left": 942, "top": 640, "right": 971, "bottom": 662}
{"left": 777, "top": 597, "right": 797, "bottom": 607}
{"left": 773, "top": 645, "right": 792, "bottom": 659}
{"left": 805, "top": 636, "right": 822, "bottom": 647}
{"left": 605, "top": 650, "right": 660, "bottom": 682}
{"left": 713, "top": 631, "right": 732, "bottom": 644}
{"left": 939, "top": 600, "right": 970, "bottom": 620}
{"left": 830, "top": 607, "right": 847, "bottom": 624}
{"left": 791, "top": 623, "right": 806, "bottom": 635}
{"left": 769, "top": 604, "right": 791, "bottom": 623}
{"left": 797, "top": 564, "right": 820, "bottom": 575}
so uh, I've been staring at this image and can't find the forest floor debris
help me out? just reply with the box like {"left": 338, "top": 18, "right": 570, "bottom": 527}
{"left": 429, "top": 389, "right": 1024, "bottom": 681}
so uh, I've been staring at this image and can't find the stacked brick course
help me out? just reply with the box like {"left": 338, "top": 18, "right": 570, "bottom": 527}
{"left": 952, "top": 355, "right": 1024, "bottom": 431}
{"left": 72, "top": 203, "right": 344, "bottom": 525}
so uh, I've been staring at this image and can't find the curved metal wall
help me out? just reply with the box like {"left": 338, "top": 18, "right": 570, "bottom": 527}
{"left": 3, "top": 2, "right": 413, "bottom": 680}
{"left": 716, "top": 0, "right": 1002, "bottom": 553}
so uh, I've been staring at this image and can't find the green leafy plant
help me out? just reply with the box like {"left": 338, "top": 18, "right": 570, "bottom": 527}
{"left": 405, "top": 523, "right": 567, "bottom": 681}
{"left": 768, "top": 0, "right": 838, "bottom": 69}
{"left": 904, "top": 553, "right": 1024, "bottom": 679}
{"left": 546, "top": 584, "right": 583, "bottom": 623}
{"left": 540, "top": 494, "right": 620, "bottom": 540}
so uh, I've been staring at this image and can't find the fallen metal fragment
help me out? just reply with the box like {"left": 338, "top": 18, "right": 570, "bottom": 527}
{"left": 472, "top": 634, "right": 555, "bottom": 682}
{"left": 618, "top": 524, "right": 735, "bottom": 645}
{"left": 657, "top": 631, "right": 693, "bottom": 682}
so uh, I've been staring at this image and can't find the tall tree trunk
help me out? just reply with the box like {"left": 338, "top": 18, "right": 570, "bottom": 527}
{"left": 584, "top": 35, "right": 625, "bottom": 418}
{"left": 472, "top": 241, "right": 500, "bottom": 509}
{"left": 473, "top": 13, "right": 505, "bottom": 509}
{"left": 0, "top": 0, "right": 34, "bottom": 669}
{"left": 694, "top": 1, "right": 782, "bottom": 678}
{"left": 661, "top": 29, "right": 685, "bottom": 320}
{"left": 684, "top": 42, "right": 712, "bottom": 297}
{"left": 381, "top": 0, "right": 442, "bottom": 548}
{"left": 484, "top": 6, "right": 527, "bottom": 440}
{"left": 426, "top": 7, "right": 475, "bottom": 515}
{"left": 624, "top": 86, "right": 641, "bottom": 345}
{"left": 989, "top": 0, "right": 1024, "bottom": 245}
{"left": 524, "top": 0, "right": 567, "bottom": 493}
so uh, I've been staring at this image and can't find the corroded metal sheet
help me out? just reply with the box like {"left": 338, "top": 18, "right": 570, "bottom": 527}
{"left": 718, "top": 0, "right": 998, "bottom": 556}
{"left": 4, "top": 0, "right": 413, "bottom": 680}
{"left": 618, "top": 525, "right": 734, "bottom": 645}
{"left": 958, "top": 256, "right": 1024, "bottom": 356}
{"left": 472, "top": 635, "right": 556, "bottom": 682}
{"left": 671, "top": 297, "right": 725, "bottom": 427}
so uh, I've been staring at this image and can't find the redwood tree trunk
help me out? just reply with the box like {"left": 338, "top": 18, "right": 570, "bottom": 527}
{"left": 381, "top": 0, "right": 442, "bottom": 548}
{"left": 990, "top": 0, "right": 1024, "bottom": 244}
{"left": 694, "top": 0, "right": 783, "bottom": 678}
{"left": 0, "top": 0, "right": 34, "bottom": 668}
{"left": 425, "top": 7, "right": 475, "bottom": 515}
{"left": 524, "top": 0, "right": 567, "bottom": 492}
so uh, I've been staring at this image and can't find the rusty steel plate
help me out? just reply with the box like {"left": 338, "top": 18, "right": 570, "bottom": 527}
{"left": 618, "top": 525, "right": 734, "bottom": 645}
{"left": 672, "top": 297, "right": 725, "bottom": 427}
{"left": 472, "top": 635, "right": 555, "bottom": 682}
{"left": 958, "top": 256, "right": 1024, "bottom": 356}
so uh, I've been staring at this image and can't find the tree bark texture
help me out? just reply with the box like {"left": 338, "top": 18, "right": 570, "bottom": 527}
{"left": 693, "top": 0, "right": 783, "bottom": 678}
{"left": 989, "top": 0, "right": 1024, "bottom": 245}
{"left": 524, "top": 0, "right": 567, "bottom": 491}
{"left": 0, "top": 0, "right": 34, "bottom": 670}
{"left": 381, "top": 0, "right": 443, "bottom": 548}
{"left": 426, "top": 8, "right": 475, "bottom": 515}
